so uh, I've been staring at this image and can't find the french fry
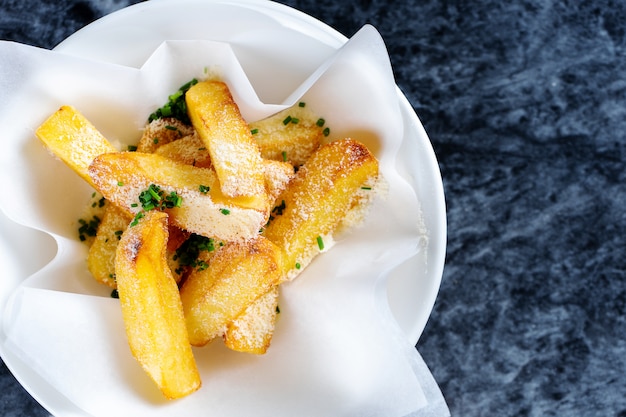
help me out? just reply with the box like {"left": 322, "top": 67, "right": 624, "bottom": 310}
{"left": 262, "top": 159, "right": 296, "bottom": 202}
{"left": 137, "top": 117, "right": 195, "bottom": 153}
{"left": 223, "top": 286, "right": 279, "bottom": 355}
{"left": 185, "top": 80, "right": 266, "bottom": 198}
{"left": 155, "top": 134, "right": 294, "bottom": 202}
{"left": 249, "top": 104, "right": 325, "bottom": 166}
{"left": 263, "top": 138, "right": 379, "bottom": 280}
{"left": 87, "top": 203, "right": 132, "bottom": 288}
{"left": 180, "top": 236, "right": 283, "bottom": 346}
{"left": 154, "top": 134, "right": 212, "bottom": 168}
{"left": 115, "top": 210, "right": 201, "bottom": 399}
{"left": 35, "top": 105, "right": 117, "bottom": 188}
{"left": 166, "top": 224, "right": 192, "bottom": 282}
{"left": 88, "top": 152, "right": 269, "bottom": 242}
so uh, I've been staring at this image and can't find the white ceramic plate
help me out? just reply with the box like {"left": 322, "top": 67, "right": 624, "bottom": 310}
{"left": 1, "top": 0, "right": 446, "bottom": 414}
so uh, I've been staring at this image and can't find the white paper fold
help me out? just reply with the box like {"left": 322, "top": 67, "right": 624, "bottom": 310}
{"left": 0, "top": 25, "right": 449, "bottom": 417}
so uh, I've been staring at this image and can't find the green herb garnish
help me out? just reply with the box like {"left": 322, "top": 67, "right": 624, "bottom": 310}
{"left": 130, "top": 184, "right": 183, "bottom": 227}
{"left": 173, "top": 234, "right": 217, "bottom": 272}
{"left": 148, "top": 78, "right": 199, "bottom": 125}
{"left": 78, "top": 215, "right": 101, "bottom": 241}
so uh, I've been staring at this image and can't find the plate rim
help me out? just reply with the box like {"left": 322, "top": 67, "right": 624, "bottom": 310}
{"left": 53, "top": 0, "right": 446, "bottom": 345}
{"left": 1, "top": 0, "right": 447, "bottom": 415}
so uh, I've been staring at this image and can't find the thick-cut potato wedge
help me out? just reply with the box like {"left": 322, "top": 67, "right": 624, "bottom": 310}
{"left": 87, "top": 203, "right": 132, "bottom": 288}
{"left": 155, "top": 134, "right": 294, "bottom": 203}
{"left": 154, "top": 134, "right": 212, "bottom": 168}
{"left": 223, "top": 286, "right": 279, "bottom": 355}
{"left": 186, "top": 80, "right": 266, "bottom": 198}
{"left": 249, "top": 105, "right": 325, "bottom": 166}
{"left": 180, "top": 236, "right": 283, "bottom": 346}
{"left": 88, "top": 152, "right": 269, "bottom": 242}
{"left": 263, "top": 159, "right": 296, "bottom": 203}
{"left": 115, "top": 211, "right": 201, "bottom": 399}
{"left": 137, "top": 117, "right": 195, "bottom": 153}
{"left": 35, "top": 105, "right": 117, "bottom": 188}
{"left": 263, "top": 138, "right": 379, "bottom": 280}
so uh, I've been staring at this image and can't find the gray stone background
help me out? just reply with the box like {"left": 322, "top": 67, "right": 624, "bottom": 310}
{"left": 2, "top": 0, "right": 626, "bottom": 416}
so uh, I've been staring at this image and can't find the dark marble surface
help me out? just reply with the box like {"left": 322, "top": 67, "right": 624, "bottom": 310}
{"left": 2, "top": 0, "right": 626, "bottom": 416}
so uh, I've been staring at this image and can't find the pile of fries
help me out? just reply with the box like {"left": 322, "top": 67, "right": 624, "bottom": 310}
{"left": 36, "top": 79, "right": 379, "bottom": 399}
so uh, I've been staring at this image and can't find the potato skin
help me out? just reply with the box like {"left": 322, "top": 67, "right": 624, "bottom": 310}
{"left": 115, "top": 211, "right": 201, "bottom": 399}
{"left": 35, "top": 105, "right": 117, "bottom": 189}
{"left": 180, "top": 236, "right": 283, "bottom": 346}
{"left": 263, "top": 138, "right": 379, "bottom": 280}
{"left": 186, "top": 80, "right": 266, "bottom": 198}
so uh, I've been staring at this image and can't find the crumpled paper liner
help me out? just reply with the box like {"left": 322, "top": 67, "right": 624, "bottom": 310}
{"left": 0, "top": 25, "right": 449, "bottom": 417}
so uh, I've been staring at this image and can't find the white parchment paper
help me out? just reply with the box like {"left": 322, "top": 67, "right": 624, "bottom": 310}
{"left": 0, "top": 25, "right": 449, "bottom": 417}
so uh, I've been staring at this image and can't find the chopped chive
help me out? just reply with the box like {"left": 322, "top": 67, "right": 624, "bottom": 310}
{"left": 153, "top": 138, "right": 159, "bottom": 144}
{"left": 282, "top": 151, "right": 287, "bottom": 161}
{"left": 282, "top": 115, "right": 292, "bottom": 125}
{"left": 127, "top": 145, "right": 138, "bottom": 151}
{"left": 199, "top": 184, "right": 210, "bottom": 194}
{"left": 111, "top": 289, "right": 119, "bottom": 299}
{"left": 117, "top": 181, "right": 124, "bottom": 186}
{"left": 148, "top": 186, "right": 162, "bottom": 201}
{"left": 174, "top": 234, "right": 216, "bottom": 271}
{"left": 361, "top": 186, "right": 372, "bottom": 190}
{"left": 272, "top": 200, "right": 286, "bottom": 216}
{"left": 250, "top": 128, "right": 259, "bottom": 135}
{"left": 295, "top": 262, "right": 301, "bottom": 269}
{"left": 323, "top": 127, "right": 330, "bottom": 136}
{"left": 316, "top": 236, "right": 324, "bottom": 250}
{"left": 298, "top": 101, "right": 306, "bottom": 107}
{"left": 130, "top": 212, "right": 144, "bottom": 227}
{"left": 196, "top": 260, "right": 209, "bottom": 271}
{"left": 169, "top": 91, "right": 182, "bottom": 102}
{"left": 165, "top": 125, "right": 178, "bottom": 131}
{"left": 77, "top": 215, "right": 101, "bottom": 241}
{"left": 220, "top": 208, "right": 231, "bottom": 215}
{"left": 316, "top": 118, "right": 325, "bottom": 127}
{"left": 290, "top": 117, "right": 299, "bottom": 124}
{"left": 148, "top": 78, "right": 198, "bottom": 124}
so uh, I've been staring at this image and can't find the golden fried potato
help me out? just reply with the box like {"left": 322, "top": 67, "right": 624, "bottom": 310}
{"left": 165, "top": 224, "right": 193, "bottom": 282}
{"left": 154, "top": 133, "right": 212, "bottom": 168}
{"left": 186, "top": 80, "right": 266, "bottom": 198}
{"left": 156, "top": 135, "right": 294, "bottom": 203}
{"left": 115, "top": 211, "right": 201, "bottom": 399}
{"left": 223, "top": 286, "right": 279, "bottom": 355}
{"left": 180, "top": 236, "right": 283, "bottom": 346}
{"left": 250, "top": 104, "right": 325, "bottom": 166}
{"left": 35, "top": 105, "right": 117, "bottom": 189}
{"left": 263, "top": 139, "right": 379, "bottom": 280}
{"left": 137, "top": 117, "right": 196, "bottom": 153}
{"left": 263, "top": 159, "right": 296, "bottom": 203}
{"left": 87, "top": 203, "right": 132, "bottom": 288}
{"left": 88, "top": 152, "right": 269, "bottom": 242}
